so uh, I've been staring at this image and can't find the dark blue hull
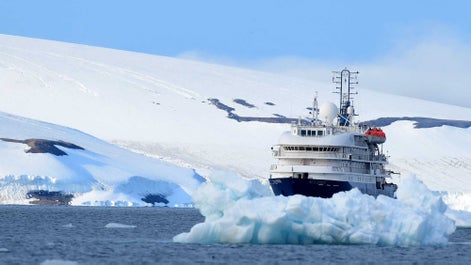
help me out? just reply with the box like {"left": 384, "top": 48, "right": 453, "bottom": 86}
{"left": 269, "top": 178, "right": 396, "bottom": 198}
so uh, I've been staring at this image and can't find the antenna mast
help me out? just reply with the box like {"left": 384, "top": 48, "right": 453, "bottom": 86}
{"left": 332, "top": 68, "right": 359, "bottom": 126}
{"left": 311, "top": 91, "right": 319, "bottom": 125}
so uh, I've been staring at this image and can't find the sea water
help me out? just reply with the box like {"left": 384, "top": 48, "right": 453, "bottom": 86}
{"left": 0, "top": 205, "right": 470, "bottom": 265}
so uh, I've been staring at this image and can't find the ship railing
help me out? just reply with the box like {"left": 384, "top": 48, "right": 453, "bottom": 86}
{"left": 292, "top": 123, "right": 366, "bottom": 132}
{"left": 275, "top": 152, "right": 388, "bottom": 163}
{"left": 271, "top": 165, "right": 334, "bottom": 173}
{"left": 270, "top": 165, "right": 372, "bottom": 175}
{"left": 332, "top": 126, "right": 364, "bottom": 134}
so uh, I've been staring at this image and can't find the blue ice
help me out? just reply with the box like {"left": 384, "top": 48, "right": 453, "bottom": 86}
{"left": 174, "top": 172, "right": 455, "bottom": 246}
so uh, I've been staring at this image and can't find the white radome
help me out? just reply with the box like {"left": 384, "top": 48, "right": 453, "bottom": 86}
{"left": 318, "top": 102, "right": 338, "bottom": 124}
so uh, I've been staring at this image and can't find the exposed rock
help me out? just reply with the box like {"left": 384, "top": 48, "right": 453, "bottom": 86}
{"left": 206, "top": 99, "right": 471, "bottom": 128}
{"left": 208, "top": 98, "right": 297, "bottom": 124}
{"left": 233, "top": 98, "right": 256, "bottom": 108}
{"left": 141, "top": 194, "right": 169, "bottom": 206}
{"left": 0, "top": 138, "right": 84, "bottom": 156}
{"left": 364, "top": 117, "right": 471, "bottom": 129}
{"left": 26, "top": 190, "right": 74, "bottom": 205}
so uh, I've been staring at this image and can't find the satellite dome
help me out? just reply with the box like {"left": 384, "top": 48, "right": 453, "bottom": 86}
{"left": 319, "top": 102, "right": 338, "bottom": 125}
{"left": 347, "top": 106, "right": 355, "bottom": 115}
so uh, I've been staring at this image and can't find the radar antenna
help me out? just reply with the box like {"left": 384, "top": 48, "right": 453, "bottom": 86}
{"left": 311, "top": 91, "right": 319, "bottom": 125}
{"left": 332, "top": 68, "right": 359, "bottom": 126}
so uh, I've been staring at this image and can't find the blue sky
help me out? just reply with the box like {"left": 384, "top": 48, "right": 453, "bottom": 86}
{"left": 1, "top": 0, "right": 471, "bottom": 106}
{"left": 1, "top": 0, "right": 470, "bottom": 62}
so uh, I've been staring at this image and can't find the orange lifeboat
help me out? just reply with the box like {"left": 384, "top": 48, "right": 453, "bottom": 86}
{"left": 365, "top": 128, "right": 386, "bottom": 144}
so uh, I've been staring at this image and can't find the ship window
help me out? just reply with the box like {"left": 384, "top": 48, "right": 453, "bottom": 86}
{"left": 306, "top": 147, "right": 312, "bottom": 151}
{"left": 307, "top": 130, "right": 311, "bottom": 136}
{"left": 318, "top": 130, "right": 324, "bottom": 136}
{"left": 301, "top": 130, "right": 306, "bottom": 136}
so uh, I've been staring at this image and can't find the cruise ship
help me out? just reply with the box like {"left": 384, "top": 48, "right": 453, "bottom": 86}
{"left": 269, "top": 68, "right": 397, "bottom": 198}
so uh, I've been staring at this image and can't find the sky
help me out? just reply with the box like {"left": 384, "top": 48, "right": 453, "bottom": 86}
{"left": 1, "top": 0, "right": 471, "bottom": 107}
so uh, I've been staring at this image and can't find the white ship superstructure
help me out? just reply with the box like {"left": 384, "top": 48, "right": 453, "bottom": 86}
{"left": 269, "top": 68, "right": 397, "bottom": 198}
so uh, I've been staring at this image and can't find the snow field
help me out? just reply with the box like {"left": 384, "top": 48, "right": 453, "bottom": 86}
{"left": 0, "top": 111, "right": 203, "bottom": 206}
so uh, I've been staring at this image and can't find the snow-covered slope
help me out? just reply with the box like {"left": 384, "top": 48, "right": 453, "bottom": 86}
{"left": 0, "top": 111, "right": 202, "bottom": 206}
{"left": 1, "top": 34, "right": 471, "bottom": 204}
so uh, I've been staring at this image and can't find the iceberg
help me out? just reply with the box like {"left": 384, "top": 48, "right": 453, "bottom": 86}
{"left": 105, "top": 223, "right": 137, "bottom": 229}
{"left": 174, "top": 173, "right": 455, "bottom": 246}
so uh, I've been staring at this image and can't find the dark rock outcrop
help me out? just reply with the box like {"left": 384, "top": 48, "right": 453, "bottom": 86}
{"left": 233, "top": 98, "right": 256, "bottom": 108}
{"left": 26, "top": 190, "right": 74, "bottom": 205}
{"left": 141, "top": 194, "right": 169, "bottom": 206}
{"left": 208, "top": 98, "right": 298, "bottom": 124}
{"left": 0, "top": 138, "right": 84, "bottom": 156}
{"left": 364, "top": 117, "right": 471, "bottom": 129}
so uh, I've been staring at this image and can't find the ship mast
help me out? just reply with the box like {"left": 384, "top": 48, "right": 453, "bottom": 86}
{"left": 311, "top": 91, "right": 319, "bottom": 125}
{"left": 332, "top": 68, "right": 359, "bottom": 126}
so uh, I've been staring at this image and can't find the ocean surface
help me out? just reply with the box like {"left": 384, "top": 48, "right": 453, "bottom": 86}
{"left": 0, "top": 205, "right": 470, "bottom": 265}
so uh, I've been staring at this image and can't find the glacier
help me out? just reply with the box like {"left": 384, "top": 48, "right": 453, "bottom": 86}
{"left": 0, "top": 111, "right": 203, "bottom": 206}
{"left": 174, "top": 172, "right": 457, "bottom": 246}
